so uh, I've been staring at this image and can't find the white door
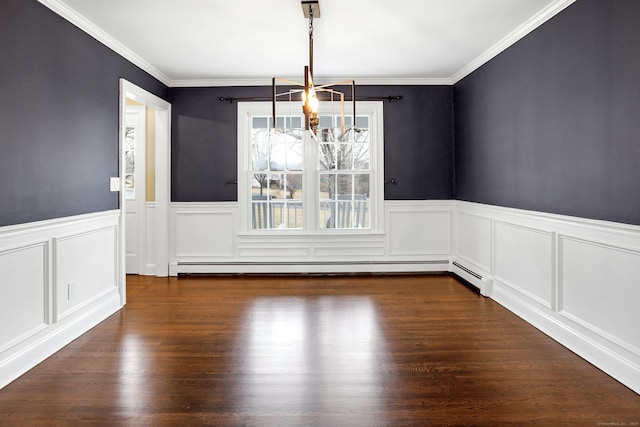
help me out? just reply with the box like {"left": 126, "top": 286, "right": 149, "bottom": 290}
{"left": 124, "top": 105, "right": 146, "bottom": 274}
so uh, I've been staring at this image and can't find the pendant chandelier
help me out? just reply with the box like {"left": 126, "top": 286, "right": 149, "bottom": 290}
{"left": 272, "top": 0, "right": 355, "bottom": 136}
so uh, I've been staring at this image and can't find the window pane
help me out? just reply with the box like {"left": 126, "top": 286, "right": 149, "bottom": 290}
{"left": 353, "top": 201, "right": 370, "bottom": 228}
{"left": 319, "top": 144, "right": 335, "bottom": 171}
{"left": 355, "top": 116, "right": 368, "bottom": 128}
{"left": 336, "top": 144, "right": 353, "bottom": 170}
{"left": 318, "top": 127, "right": 340, "bottom": 142}
{"left": 355, "top": 174, "right": 370, "bottom": 197}
{"left": 252, "top": 117, "right": 269, "bottom": 129}
{"left": 337, "top": 174, "right": 353, "bottom": 197}
{"left": 270, "top": 200, "right": 285, "bottom": 227}
{"left": 319, "top": 116, "right": 333, "bottom": 128}
{"left": 283, "top": 173, "right": 302, "bottom": 200}
{"left": 290, "top": 116, "right": 302, "bottom": 129}
{"left": 252, "top": 173, "right": 267, "bottom": 196}
{"left": 252, "top": 128, "right": 270, "bottom": 143}
{"left": 286, "top": 142, "right": 303, "bottom": 170}
{"left": 336, "top": 200, "right": 353, "bottom": 228}
{"left": 353, "top": 143, "right": 369, "bottom": 169}
{"left": 251, "top": 196, "right": 269, "bottom": 229}
{"left": 252, "top": 143, "right": 269, "bottom": 170}
{"left": 270, "top": 144, "right": 286, "bottom": 171}
{"left": 284, "top": 202, "right": 303, "bottom": 229}
{"left": 266, "top": 176, "right": 281, "bottom": 195}
{"left": 124, "top": 126, "right": 135, "bottom": 199}
{"left": 344, "top": 127, "right": 369, "bottom": 143}
{"left": 319, "top": 174, "right": 335, "bottom": 201}
{"left": 319, "top": 200, "right": 334, "bottom": 229}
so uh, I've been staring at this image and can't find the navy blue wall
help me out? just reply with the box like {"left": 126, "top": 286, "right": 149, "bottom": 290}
{"left": 5, "top": 0, "right": 636, "bottom": 228}
{"left": 454, "top": 0, "right": 640, "bottom": 226}
{"left": 170, "top": 85, "right": 454, "bottom": 202}
{"left": 0, "top": 0, "right": 168, "bottom": 227}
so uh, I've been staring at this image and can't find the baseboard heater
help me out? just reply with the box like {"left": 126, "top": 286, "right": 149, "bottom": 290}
{"left": 179, "top": 260, "right": 449, "bottom": 267}
{"left": 452, "top": 261, "right": 483, "bottom": 280}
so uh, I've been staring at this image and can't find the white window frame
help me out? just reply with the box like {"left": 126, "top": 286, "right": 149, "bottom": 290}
{"left": 237, "top": 101, "right": 384, "bottom": 235}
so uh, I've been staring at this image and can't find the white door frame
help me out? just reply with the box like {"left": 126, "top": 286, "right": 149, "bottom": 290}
{"left": 119, "top": 79, "right": 171, "bottom": 303}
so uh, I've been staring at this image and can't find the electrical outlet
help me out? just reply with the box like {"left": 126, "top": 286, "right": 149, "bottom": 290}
{"left": 110, "top": 177, "right": 120, "bottom": 192}
{"left": 67, "top": 281, "right": 76, "bottom": 301}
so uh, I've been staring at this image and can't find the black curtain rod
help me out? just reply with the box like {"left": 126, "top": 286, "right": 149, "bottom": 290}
{"left": 219, "top": 95, "right": 402, "bottom": 103}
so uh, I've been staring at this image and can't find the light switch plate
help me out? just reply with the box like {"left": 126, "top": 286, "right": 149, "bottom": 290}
{"left": 110, "top": 177, "right": 120, "bottom": 192}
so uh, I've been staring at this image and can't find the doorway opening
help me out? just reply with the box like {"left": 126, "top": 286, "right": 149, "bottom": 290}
{"left": 118, "top": 80, "right": 171, "bottom": 304}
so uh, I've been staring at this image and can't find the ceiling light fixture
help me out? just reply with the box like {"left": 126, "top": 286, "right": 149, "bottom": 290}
{"left": 272, "top": 0, "right": 355, "bottom": 136}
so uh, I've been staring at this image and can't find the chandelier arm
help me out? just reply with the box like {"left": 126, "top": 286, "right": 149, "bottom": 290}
{"left": 274, "top": 77, "right": 305, "bottom": 87}
{"left": 275, "top": 90, "right": 305, "bottom": 97}
{"left": 314, "top": 80, "right": 356, "bottom": 89}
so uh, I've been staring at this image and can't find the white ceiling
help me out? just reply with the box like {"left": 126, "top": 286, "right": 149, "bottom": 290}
{"left": 43, "top": 0, "right": 575, "bottom": 86}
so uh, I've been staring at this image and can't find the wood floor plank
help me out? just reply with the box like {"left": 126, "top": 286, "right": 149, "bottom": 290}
{"left": 0, "top": 274, "right": 638, "bottom": 426}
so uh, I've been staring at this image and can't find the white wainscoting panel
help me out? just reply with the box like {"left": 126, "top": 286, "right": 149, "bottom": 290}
{"left": 559, "top": 235, "right": 640, "bottom": 355}
{"left": 0, "top": 242, "right": 48, "bottom": 353}
{"left": 170, "top": 201, "right": 452, "bottom": 274}
{"left": 0, "top": 211, "right": 122, "bottom": 390}
{"left": 174, "top": 204, "right": 235, "bottom": 258}
{"left": 53, "top": 226, "right": 118, "bottom": 321}
{"left": 494, "top": 220, "right": 554, "bottom": 309}
{"left": 386, "top": 202, "right": 451, "bottom": 257}
{"left": 453, "top": 210, "right": 492, "bottom": 273}
{"left": 456, "top": 201, "right": 640, "bottom": 395}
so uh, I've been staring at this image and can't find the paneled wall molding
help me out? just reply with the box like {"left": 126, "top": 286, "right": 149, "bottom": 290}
{"left": 454, "top": 200, "right": 640, "bottom": 395}
{"left": 3, "top": 202, "right": 638, "bottom": 394}
{"left": 169, "top": 200, "right": 453, "bottom": 274}
{"left": 0, "top": 210, "right": 122, "bottom": 389}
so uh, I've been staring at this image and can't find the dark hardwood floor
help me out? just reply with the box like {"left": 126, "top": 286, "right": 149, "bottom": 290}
{"left": 1, "top": 274, "right": 638, "bottom": 426}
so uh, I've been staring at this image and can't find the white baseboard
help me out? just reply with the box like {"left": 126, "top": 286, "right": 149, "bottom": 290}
{"left": 174, "top": 260, "right": 450, "bottom": 275}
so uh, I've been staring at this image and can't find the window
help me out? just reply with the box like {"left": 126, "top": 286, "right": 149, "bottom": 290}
{"left": 238, "top": 102, "right": 383, "bottom": 234}
{"left": 124, "top": 126, "right": 136, "bottom": 199}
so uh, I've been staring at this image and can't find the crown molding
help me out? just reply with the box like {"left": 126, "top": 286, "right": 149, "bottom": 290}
{"left": 169, "top": 77, "right": 454, "bottom": 88}
{"left": 37, "top": 0, "right": 172, "bottom": 87}
{"left": 39, "top": 0, "right": 576, "bottom": 89}
{"left": 451, "top": 0, "right": 576, "bottom": 84}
